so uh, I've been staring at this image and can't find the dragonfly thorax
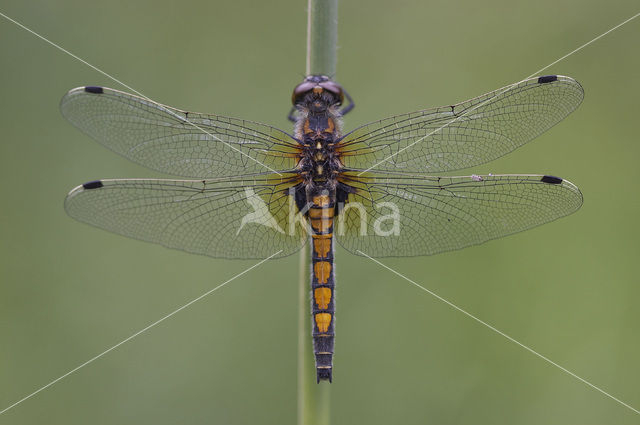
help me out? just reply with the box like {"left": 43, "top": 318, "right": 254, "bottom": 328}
{"left": 293, "top": 86, "right": 345, "bottom": 186}
{"left": 296, "top": 111, "right": 344, "bottom": 184}
{"left": 298, "top": 140, "right": 343, "bottom": 183}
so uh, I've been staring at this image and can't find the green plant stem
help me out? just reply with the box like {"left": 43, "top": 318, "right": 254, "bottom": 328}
{"left": 298, "top": 1, "right": 338, "bottom": 424}
{"left": 306, "top": 0, "right": 338, "bottom": 76}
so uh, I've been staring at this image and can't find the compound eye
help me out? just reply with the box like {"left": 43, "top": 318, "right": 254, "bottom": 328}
{"left": 319, "top": 81, "right": 344, "bottom": 105}
{"left": 291, "top": 81, "right": 316, "bottom": 104}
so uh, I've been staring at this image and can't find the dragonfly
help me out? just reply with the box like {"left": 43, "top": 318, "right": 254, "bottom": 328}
{"left": 62, "top": 74, "right": 583, "bottom": 382}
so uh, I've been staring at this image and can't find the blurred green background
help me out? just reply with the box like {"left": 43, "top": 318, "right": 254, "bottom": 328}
{"left": 1, "top": 0, "right": 639, "bottom": 423}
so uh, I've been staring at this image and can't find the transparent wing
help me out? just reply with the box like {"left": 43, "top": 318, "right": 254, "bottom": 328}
{"left": 338, "top": 75, "right": 583, "bottom": 173}
{"left": 60, "top": 87, "right": 301, "bottom": 178}
{"left": 335, "top": 172, "right": 582, "bottom": 257}
{"left": 64, "top": 173, "right": 308, "bottom": 259}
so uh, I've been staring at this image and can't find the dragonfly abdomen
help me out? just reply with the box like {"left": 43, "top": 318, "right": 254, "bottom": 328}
{"left": 308, "top": 190, "right": 336, "bottom": 383}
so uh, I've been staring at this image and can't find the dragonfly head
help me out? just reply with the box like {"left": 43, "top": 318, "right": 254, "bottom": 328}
{"left": 292, "top": 75, "right": 344, "bottom": 112}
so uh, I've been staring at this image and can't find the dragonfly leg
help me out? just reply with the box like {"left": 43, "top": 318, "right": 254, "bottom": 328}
{"left": 339, "top": 87, "right": 355, "bottom": 116}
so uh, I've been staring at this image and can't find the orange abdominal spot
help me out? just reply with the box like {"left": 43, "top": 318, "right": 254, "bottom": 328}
{"left": 312, "top": 195, "right": 330, "bottom": 206}
{"left": 313, "top": 237, "right": 332, "bottom": 258}
{"left": 310, "top": 218, "right": 332, "bottom": 233}
{"left": 314, "top": 261, "right": 332, "bottom": 284}
{"left": 315, "top": 313, "right": 332, "bottom": 333}
{"left": 314, "top": 288, "right": 332, "bottom": 310}
{"left": 308, "top": 207, "right": 334, "bottom": 219}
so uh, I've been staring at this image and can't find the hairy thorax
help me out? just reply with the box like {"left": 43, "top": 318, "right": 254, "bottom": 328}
{"left": 295, "top": 102, "right": 344, "bottom": 190}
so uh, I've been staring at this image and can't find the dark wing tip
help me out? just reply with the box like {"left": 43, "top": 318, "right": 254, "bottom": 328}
{"left": 84, "top": 86, "right": 104, "bottom": 94}
{"left": 82, "top": 180, "right": 104, "bottom": 189}
{"left": 541, "top": 175, "right": 563, "bottom": 184}
{"left": 537, "top": 75, "right": 558, "bottom": 84}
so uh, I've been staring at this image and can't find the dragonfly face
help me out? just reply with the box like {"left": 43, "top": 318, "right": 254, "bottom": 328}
{"left": 62, "top": 74, "right": 584, "bottom": 383}
{"left": 292, "top": 75, "right": 345, "bottom": 107}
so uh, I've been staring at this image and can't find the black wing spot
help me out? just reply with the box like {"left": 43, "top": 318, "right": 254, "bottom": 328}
{"left": 537, "top": 75, "right": 558, "bottom": 84}
{"left": 84, "top": 86, "right": 104, "bottom": 94}
{"left": 541, "top": 175, "right": 563, "bottom": 184}
{"left": 82, "top": 180, "right": 104, "bottom": 189}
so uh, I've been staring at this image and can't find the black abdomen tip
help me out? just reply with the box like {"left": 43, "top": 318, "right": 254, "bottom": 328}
{"left": 538, "top": 75, "right": 558, "bottom": 84}
{"left": 84, "top": 86, "right": 104, "bottom": 94}
{"left": 541, "top": 175, "right": 563, "bottom": 184}
{"left": 82, "top": 180, "right": 104, "bottom": 189}
{"left": 317, "top": 369, "right": 333, "bottom": 383}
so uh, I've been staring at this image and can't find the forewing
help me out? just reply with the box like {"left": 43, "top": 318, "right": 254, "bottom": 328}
{"left": 338, "top": 76, "right": 583, "bottom": 173}
{"left": 335, "top": 173, "right": 582, "bottom": 257}
{"left": 60, "top": 87, "right": 301, "bottom": 178}
{"left": 64, "top": 174, "right": 308, "bottom": 259}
